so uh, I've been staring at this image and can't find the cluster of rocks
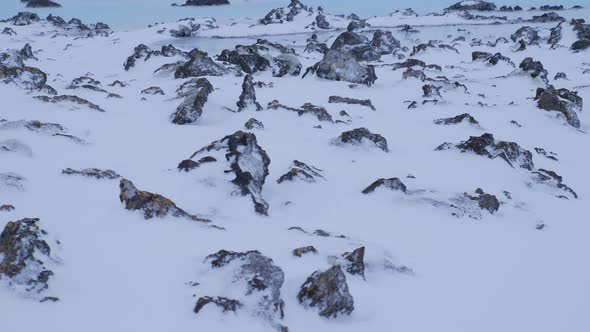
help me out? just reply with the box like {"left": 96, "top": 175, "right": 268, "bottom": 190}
{"left": 217, "top": 39, "right": 301, "bottom": 77}
{"left": 0, "top": 44, "right": 56, "bottom": 94}
{"left": 571, "top": 19, "right": 590, "bottom": 51}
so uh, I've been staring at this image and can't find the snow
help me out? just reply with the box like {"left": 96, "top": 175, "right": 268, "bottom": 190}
{"left": 1, "top": 2, "right": 590, "bottom": 332}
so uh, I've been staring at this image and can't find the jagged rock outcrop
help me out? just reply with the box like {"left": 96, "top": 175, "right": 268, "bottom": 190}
{"left": 370, "top": 30, "right": 401, "bottom": 55}
{"left": 293, "top": 246, "right": 318, "bottom": 257}
{"left": 3, "top": 12, "right": 40, "bottom": 26}
{"left": 123, "top": 44, "right": 188, "bottom": 71}
{"left": 436, "top": 133, "right": 534, "bottom": 170}
{"left": 298, "top": 265, "right": 354, "bottom": 318}
{"left": 119, "top": 179, "right": 212, "bottom": 223}
{"left": 179, "top": 131, "right": 271, "bottom": 215}
{"left": 337, "top": 128, "right": 388, "bottom": 152}
{"left": 530, "top": 12, "right": 565, "bottom": 23}
{"left": 194, "top": 296, "right": 241, "bottom": 314}
{"left": 330, "top": 31, "right": 380, "bottom": 62}
{"left": 175, "top": 49, "right": 231, "bottom": 78}
{"left": 362, "top": 178, "right": 407, "bottom": 194}
{"left": 171, "top": 78, "right": 214, "bottom": 124}
{"left": 303, "top": 50, "right": 377, "bottom": 86}
{"left": 25, "top": 0, "right": 62, "bottom": 8}
{"left": 245, "top": 118, "right": 264, "bottom": 130}
{"left": 277, "top": 160, "right": 324, "bottom": 184}
{"left": 434, "top": 113, "right": 479, "bottom": 126}
{"left": 342, "top": 247, "right": 366, "bottom": 279}
{"left": 0, "top": 218, "right": 57, "bottom": 296}
{"left": 445, "top": 1, "right": 497, "bottom": 11}
{"left": 267, "top": 100, "right": 333, "bottom": 122}
{"left": 237, "top": 74, "right": 263, "bottom": 112}
{"left": 465, "top": 188, "right": 500, "bottom": 214}
{"left": 217, "top": 40, "right": 301, "bottom": 77}
{"left": 259, "top": 0, "right": 311, "bottom": 25}
{"left": 534, "top": 86, "right": 582, "bottom": 128}
{"left": 0, "top": 44, "right": 56, "bottom": 94}
{"left": 570, "top": 19, "right": 590, "bottom": 51}
{"left": 62, "top": 168, "right": 121, "bottom": 180}
{"left": 519, "top": 57, "right": 549, "bottom": 84}
{"left": 202, "top": 250, "right": 287, "bottom": 331}
{"left": 472, "top": 51, "right": 514, "bottom": 66}
{"left": 532, "top": 169, "right": 578, "bottom": 199}
{"left": 34, "top": 95, "right": 105, "bottom": 112}
{"left": 328, "top": 96, "right": 376, "bottom": 111}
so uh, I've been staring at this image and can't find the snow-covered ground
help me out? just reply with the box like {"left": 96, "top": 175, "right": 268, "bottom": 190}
{"left": 1, "top": 1, "right": 589, "bottom": 332}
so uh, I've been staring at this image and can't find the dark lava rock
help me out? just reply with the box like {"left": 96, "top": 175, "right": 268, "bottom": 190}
{"left": 297, "top": 265, "right": 354, "bottom": 318}
{"left": 172, "top": 78, "right": 214, "bottom": 125}
{"left": 141, "top": 86, "right": 165, "bottom": 95}
{"left": 532, "top": 169, "right": 578, "bottom": 199}
{"left": 267, "top": 100, "right": 333, "bottom": 122}
{"left": 434, "top": 113, "right": 479, "bottom": 126}
{"left": 0, "top": 218, "right": 55, "bottom": 294}
{"left": 245, "top": 118, "right": 264, "bottom": 130}
{"left": 25, "top": 0, "right": 62, "bottom": 8}
{"left": 293, "top": 246, "right": 318, "bottom": 257}
{"left": 119, "top": 178, "right": 212, "bottom": 223}
{"left": 0, "top": 46, "right": 55, "bottom": 93}
{"left": 446, "top": 1, "right": 497, "bottom": 11}
{"left": 303, "top": 50, "right": 377, "bottom": 86}
{"left": 466, "top": 188, "right": 500, "bottom": 214}
{"left": 182, "top": 0, "right": 229, "bottom": 6}
{"left": 338, "top": 127, "right": 388, "bottom": 152}
{"left": 535, "top": 86, "right": 582, "bottom": 128}
{"left": 237, "top": 74, "right": 263, "bottom": 112}
{"left": 277, "top": 160, "right": 324, "bottom": 184}
{"left": 519, "top": 57, "right": 549, "bottom": 84}
{"left": 328, "top": 95, "right": 375, "bottom": 111}
{"left": 181, "top": 131, "right": 271, "bottom": 215}
{"left": 204, "top": 250, "right": 286, "bottom": 331}
{"left": 175, "top": 49, "right": 230, "bottom": 78}
{"left": 436, "top": 133, "right": 534, "bottom": 170}
{"left": 362, "top": 178, "right": 407, "bottom": 194}
{"left": 34, "top": 95, "right": 105, "bottom": 112}
{"left": 194, "top": 296, "right": 241, "bottom": 314}
{"left": 342, "top": 247, "right": 365, "bottom": 279}
{"left": 62, "top": 168, "right": 121, "bottom": 180}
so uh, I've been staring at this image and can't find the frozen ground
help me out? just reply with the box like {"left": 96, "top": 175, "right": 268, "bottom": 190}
{"left": 1, "top": 1, "right": 589, "bottom": 332}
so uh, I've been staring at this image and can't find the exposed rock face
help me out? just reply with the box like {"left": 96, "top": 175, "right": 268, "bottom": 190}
{"left": 277, "top": 160, "right": 324, "bottom": 184}
{"left": 362, "top": 178, "right": 407, "bottom": 194}
{"left": 337, "top": 128, "right": 389, "bottom": 152}
{"left": 342, "top": 247, "right": 365, "bottom": 279}
{"left": 237, "top": 74, "right": 263, "bottom": 112}
{"left": 267, "top": 100, "right": 333, "bottom": 122}
{"left": 123, "top": 44, "right": 188, "bottom": 71}
{"left": 181, "top": 131, "right": 271, "bottom": 215}
{"left": 530, "top": 12, "right": 566, "bottom": 23}
{"left": 194, "top": 296, "right": 241, "bottom": 314}
{"left": 370, "top": 30, "right": 401, "bottom": 55}
{"left": 472, "top": 51, "right": 514, "bottom": 66}
{"left": 330, "top": 31, "right": 380, "bottom": 62}
{"left": 141, "top": 87, "right": 165, "bottom": 95}
{"left": 511, "top": 26, "right": 540, "bottom": 46}
{"left": 293, "top": 246, "right": 318, "bottom": 257}
{"left": 436, "top": 133, "right": 534, "bottom": 170}
{"left": 217, "top": 40, "right": 301, "bottom": 77}
{"left": 34, "top": 95, "right": 105, "bottom": 112}
{"left": 175, "top": 49, "right": 230, "bottom": 78}
{"left": 446, "top": 1, "right": 497, "bottom": 11}
{"left": 3, "top": 12, "right": 40, "bottom": 26}
{"left": 119, "top": 179, "right": 212, "bottom": 223}
{"left": 297, "top": 265, "right": 354, "bottom": 318}
{"left": 0, "top": 44, "right": 55, "bottom": 93}
{"left": 465, "top": 188, "right": 500, "bottom": 214}
{"left": 519, "top": 57, "right": 549, "bottom": 84}
{"left": 203, "top": 250, "right": 287, "bottom": 331}
{"left": 0, "top": 218, "right": 56, "bottom": 296}
{"left": 328, "top": 95, "right": 376, "bottom": 110}
{"left": 25, "top": 0, "right": 62, "bottom": 8}
{"left": 532, "top": 169, "right": 578, "bottom": 199}
{"left": 62, "top": 168, "right": 121, "bottom": 180}
{"left": 245, "top": 118, "right": 264, "bottom": 130}
{"left": 260, "top": 0, "right": 311, "bottom": 25}
{"left": 434, "top": 113, "right": 479, "bottom": 126}
{"left": 172, "top": 78, "right": 214, "bottom": 125}
{"left": 535, "top": 86, "right": 582, "bottom": 128}
{"left": 304, "top": 50, "right": 377, "bottom": 86}
{"left": 570, "top": 19, "right": 590, "bottom": 51}
{"left": 182, "top": 0, "right": 230, "bottom": 6}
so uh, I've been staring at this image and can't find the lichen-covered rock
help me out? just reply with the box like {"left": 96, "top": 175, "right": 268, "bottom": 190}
{"left": 337, "top": 127, "right": 388, "bottom": 152}
{"left": 519, "top": 57, "right": 549, "bottom": 84}
{"left": 342, "top": 247, "right": 365, "bottom": 279}
{"left": 171, "top": 78, "right": 214, "bottom": 125}
{"left": 119, "top": 178, "right": 212, "bottom": 223}
{"left": 362, "top": 178, "right": 407, "bottom": 194}
{"left": 181, "top": 131, "right": 271, "bottom": 215}
{"left": 34, "top": 95, "right": 105, "bottom": 112}
{"left": 328, "top": 95, "right": 376, "bottom": 110}
{"left": 0, "top": 46, "right": 55, "bottom": 93}
{"left": 303, "top": 50, "right": 377, "bottom": 86}
{"left": 436, "top": 133, "right": 534, "bottom": 170}
{"left": 330, "top": 31, "right": 380, "bottom": 62}
{"left": 445, "top": 1, "right": 497, "bottom": 11}
{"left": 203, "top": 250, "right": 287, "bottom": 331}
{"left": 293, "top": 246, "right": 318, "bottom": 257}
{"left": 297, "top": 265, "right": 354, "bottom": 318}
{"left": 0, "top": 218, "right": 57, "bottom": 296}
{"left": 267, "top": 100, "right": 333, "bottom": 122}
{"left": 237, "top": 74, "right": 262, "bottom": 112}
{"left": 277, "top": 160, "right": 324, "bottom": 184}
{"left": 62, "top": 168, "right": 121, "bottom": 180}
{"left": 535, "top": 86, "right": 583, "bottom": 128}
{"left": 434, "top": 113, "right": 479, "bottom": 126}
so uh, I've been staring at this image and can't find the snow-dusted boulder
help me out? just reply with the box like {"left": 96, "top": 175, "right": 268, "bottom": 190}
{"left": 336, "top": 127, "right": 389, "bottom": 152}
{"left": 25, "top": 0, "right": 62, "bottom": 8}
{"left": 298, "top": 265, "right": 354, "bottom": 318}
{"left": 362, "top": 178, "right": 407, "bottom": 194}
{"left": 535, "top": 86, "right": 582, "bottom": 128}
{"left": 172, "top": 78, "right": 213, "bottom": 124}
{"left": 445, "top": 1, "right": 497, "bottom": 12}
{"left": 304, "top": 50, "right": 377, "bottom": 86}
{"left": 277, "top": 160, "right": 324, "bottom": 183}
{"left": 237, "top": 74, "right": 263, "bottom": 112}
